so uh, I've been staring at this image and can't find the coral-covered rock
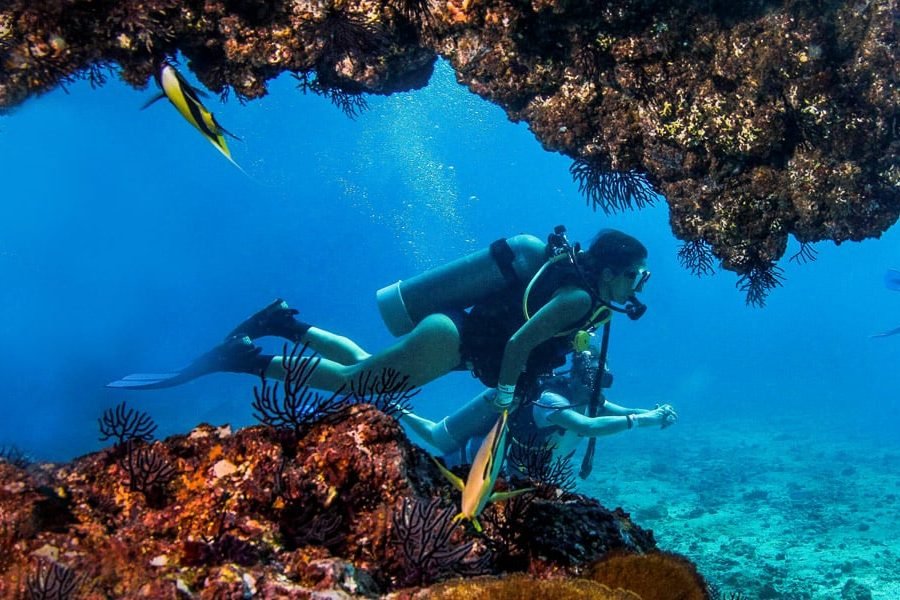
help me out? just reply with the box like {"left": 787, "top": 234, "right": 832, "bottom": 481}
{"left": 400, "top": 573, "right": 643, "bottom": 599}
{"left": 585, "top": 551, "right": 711, "bottom": 600}
{"left": 0, "top": 405, "right": 673, "bottom": 597}
{"left": 0, "top": 0, "right": 896, "bottom": 298}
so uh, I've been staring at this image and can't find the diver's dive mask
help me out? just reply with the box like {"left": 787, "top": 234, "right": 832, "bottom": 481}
{"left": 631, "top": 269, "right": 651, "bottom": 292}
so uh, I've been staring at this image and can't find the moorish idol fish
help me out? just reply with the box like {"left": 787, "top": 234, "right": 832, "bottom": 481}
{"left": 143, "top": 63, "right": 242, "bottom": 171}
{"left": 433, "top": 410, "right": 531, "bottom": 532}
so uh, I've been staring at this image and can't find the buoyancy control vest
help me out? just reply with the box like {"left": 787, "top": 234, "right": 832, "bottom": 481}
{"left": 460, "top": 258, "right": 607, "bottom": 387}
{"left": 507, "top": 368, "right": 611, "bottom": 450}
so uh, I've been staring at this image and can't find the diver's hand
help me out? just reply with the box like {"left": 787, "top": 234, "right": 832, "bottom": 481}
{"left": 658, "top": 403, "right": 678, "bottom": 428}
{"left": 636, "top": 405, "right": 678, "bottom": 429}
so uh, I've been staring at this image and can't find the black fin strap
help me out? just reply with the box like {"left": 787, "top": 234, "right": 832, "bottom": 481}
{"left": 579, "top": 320, "right": 611, "bottom": 479}
{"left": 490, "top": 238, "right": 519, "bottom": 287}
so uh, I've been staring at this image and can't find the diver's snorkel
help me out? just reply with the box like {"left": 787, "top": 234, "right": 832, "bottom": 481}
{"left": 602, "top": 294, "right": 648, "bottom": 321}
{"left": 625, "top": 295, "right": 648, "bottom": 320}
{"left": 606, "top": 295, "right": 647, "bottom": 320}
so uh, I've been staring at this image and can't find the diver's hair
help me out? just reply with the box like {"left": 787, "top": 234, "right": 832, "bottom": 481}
{"left": 581, "top": 229, "right": 647, "bottom": 275}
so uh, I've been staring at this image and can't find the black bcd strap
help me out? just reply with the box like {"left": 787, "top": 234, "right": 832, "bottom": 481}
{"left": 490, "top": 238, "right": 519, "bottom": 287}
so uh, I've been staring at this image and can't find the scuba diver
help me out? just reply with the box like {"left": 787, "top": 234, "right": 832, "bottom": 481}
{"left": 109, "top": 227, "right": 652, "bottom": 413}
{"left": 401, "top": 344, "right": 678, "bottom": 470}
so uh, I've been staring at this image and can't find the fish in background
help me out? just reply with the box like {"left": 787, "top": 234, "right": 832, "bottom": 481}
{"left": 871, "top": 268, "right": 900, "bottom": 338}
{"left": 143, "top": 62, "right": 244, "bottom": 172}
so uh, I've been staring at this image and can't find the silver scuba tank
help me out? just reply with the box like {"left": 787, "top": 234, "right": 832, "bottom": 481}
{"left": 376, "top": 234, "right": 548, "bottom": 337}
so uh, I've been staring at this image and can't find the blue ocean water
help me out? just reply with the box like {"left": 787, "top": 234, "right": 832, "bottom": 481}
{"left": 1, "top": 59, "right": 898, "bottom": 596}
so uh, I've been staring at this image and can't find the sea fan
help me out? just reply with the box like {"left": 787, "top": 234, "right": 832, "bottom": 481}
{"left": 736, "top": 263, "right": 785, "bottom": 307}
{"left": 98, "top": 401, "right": 157, "bottom": 447}
{"left": 346, "top": 367, "right": 419, "bottom": 418}
{"left": 394, "top": 0, "right": 435, "bottom": 27}
{"left": 292, "top": 71, "right": 369, "bottom": 119}
{"left": 252, "top": 343, "right": 348, "bottom": 434}
{"left": 480, "top": 492, "right": 534, "bottom": 570}
{"left": 789, "top": 241, "right": 818, "bottom": 264}
{"left": 118, "top": 441, "right": 177, "bottom": 507}
{"left": 507, "top": 436, "right": 575, "bottom": 496}
{"left": 0, "top": 444, "right": 31, "bottom": 469}
{"left": 324, "top": 86, "right": 369, "bottom": 118}
{"left": 570, "top": 158, "right": 656, "bottom": 213}
{"left": 391, "top": 496, "right": 490, "bottom": 586}
{"left": 677, "top": 239, "right": 717, "bottom": 277}
{"left": 26, "top": 559, "right": 81, "bottom": 600}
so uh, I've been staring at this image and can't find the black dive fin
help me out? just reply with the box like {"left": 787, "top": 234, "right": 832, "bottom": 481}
{"left": 106, "top": 337, "right": 268, "bottom": 390}
{"left": 106, "top": 372, "right": 194, "bottom": 390}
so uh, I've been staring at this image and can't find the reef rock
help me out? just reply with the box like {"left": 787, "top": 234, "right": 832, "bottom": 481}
{"left": 0, "top": 404, "right": 668, "bottom": 597}
{"left": 0, "top": 0, "right": 896, "bottom": 300}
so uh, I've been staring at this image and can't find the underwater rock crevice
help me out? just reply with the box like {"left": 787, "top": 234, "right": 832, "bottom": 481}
{"left": 1, "top": 0, "right": 896, "bottom": 301}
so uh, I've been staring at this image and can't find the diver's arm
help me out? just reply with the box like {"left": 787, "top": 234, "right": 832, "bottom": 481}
{"left": 602, "top": 400, "right": 678, "bottom": 427}
{"left": 496, "top": 287, "right": 592, "bottom": 398}
{"left": 548, "top": 405, "right": 676, "bottom": 435}
{"left": 547, "top": 408, "right": 637, "bottom": 436}
{"left": 600, "top": 401, "right": 647, "bottom": 416}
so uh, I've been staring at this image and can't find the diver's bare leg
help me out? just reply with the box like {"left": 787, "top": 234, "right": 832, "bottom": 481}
{"left": 301, "top": 327, "right": 370, "bottom": 365}
{"left": 264, "top": 314, "right": 462, "bottom": 391}
{"left": 402, "top": 388, "right": 499, "bottom": 454}
{"left": 402, "top": 412, "right": 457, "bottom": 453}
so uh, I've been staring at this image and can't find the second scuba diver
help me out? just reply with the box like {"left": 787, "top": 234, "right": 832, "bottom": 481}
{"left": 109, "top": 227, "right": 652, "bottom": 414}
{"left": 402, "top": 343, "right": 678, "bottom": 470}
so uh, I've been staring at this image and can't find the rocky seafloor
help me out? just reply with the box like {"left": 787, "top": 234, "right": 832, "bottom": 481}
{"left": 583, "top": 413, "right": 900, "bottom": 600}
{"left": 0, "top": 403, "right": 715, "bottom": 598}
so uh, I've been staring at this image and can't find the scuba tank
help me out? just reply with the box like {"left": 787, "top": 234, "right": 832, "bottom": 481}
{"left": 376, "top": 234, "right": 548, "bottom": 337}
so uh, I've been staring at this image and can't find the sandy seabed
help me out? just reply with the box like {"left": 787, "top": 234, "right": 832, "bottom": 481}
{"left": 579, "top": 412, "right": 900, "bottom": 599}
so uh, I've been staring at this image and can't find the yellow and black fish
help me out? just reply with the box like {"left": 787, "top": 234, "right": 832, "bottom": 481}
{"left": 144, "top": 63, "right": 241, "bottom": 169}
{"left": 433, "top": 410, "right": 531, "bottom": 532}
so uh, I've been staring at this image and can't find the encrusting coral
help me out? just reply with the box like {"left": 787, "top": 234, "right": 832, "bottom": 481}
{"left": 1, "top": 0, "right": 896, "bottom": 302}
{"left": 0, "top": 404, "right": 666, "bottom": 597}
{"left": 585, "top": 550, "right": 711, "bottom": 600}
{"left": 408, "top": 572, "right": 644, "bottom": 599}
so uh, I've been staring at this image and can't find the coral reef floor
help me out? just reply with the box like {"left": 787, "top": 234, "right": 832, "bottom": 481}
{"left": 580, "top": 412, "right": 900, "bottom": 599}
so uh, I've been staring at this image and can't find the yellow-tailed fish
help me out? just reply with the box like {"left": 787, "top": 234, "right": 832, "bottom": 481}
{"left": 143, "top": 63, "right": 243, "bottom": 171}
{"left": 433, "top": 410, "right": 531, "bottom": 532}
